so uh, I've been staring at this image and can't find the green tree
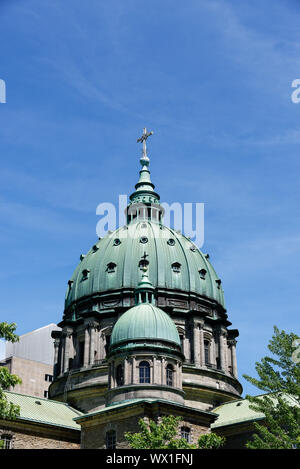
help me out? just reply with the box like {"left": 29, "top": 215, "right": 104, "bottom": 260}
{"left": 125, "top": 415, "right": 225, "bottom": 449}
{"left": 0, "top": 322, "right": 22, "bottom": 437}
{"left": 197, "top": 432, "right": 225, "bottom": 449}
{"left": 243, "top": 326, "right": 300, "bottom": 449}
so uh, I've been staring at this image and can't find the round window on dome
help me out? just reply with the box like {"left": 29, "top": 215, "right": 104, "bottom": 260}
{"left": 113, "top": 238, "right": 121, "bottom": 246}
{"left": 107, "top": 263, "right": 117, "bottom": 274}
{"left": 167, "top": 238, "right": 175, "bottom": 246}
{"left": 171, "top": 262, "right": 181, "bottom": 273}
{"left": 82, "top": 269, "right": 90, "bottom": 280}
{"left": 140, "top": 236, "right": 148, "bottom": 244}
{"left": 199, "top": 269, "right": 207, "bottom": 279}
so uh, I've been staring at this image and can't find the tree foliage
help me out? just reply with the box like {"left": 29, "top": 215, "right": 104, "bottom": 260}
{"left": 243, "top": 326, "right": 300, "bottom": 449}
{"left": 0, "top": 322, "right": 21, "bottom": 423}
{"left": 197, "top": 432, "right": 225, "bottom": 449}
{"left": 0, "top": 323, "right": 20, "bottom": 344}
{"left": 124, "top": 415, "right": 225, "bottom": 449}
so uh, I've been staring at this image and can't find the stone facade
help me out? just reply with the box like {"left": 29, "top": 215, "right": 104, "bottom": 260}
{"left": 0, "top": 420, "right": 80, "bottom": 449}
{"left": 76, "top": 400, "right": 215, "bottom": 449}
{"left": 214, "top": 421, "right": 257, "bottom": 449}
{"left": 49, "top": 310, "right": 241, "bottom": 413}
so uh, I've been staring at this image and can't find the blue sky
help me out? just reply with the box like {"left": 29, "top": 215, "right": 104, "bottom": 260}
{"left": 0, "top": 0, "right": 299, "bottom": 396}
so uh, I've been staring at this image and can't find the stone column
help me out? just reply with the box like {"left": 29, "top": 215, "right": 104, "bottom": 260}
{"left": 53, "top": 338, "right": 60, "bottom": 377}
{"left": 152, "top": 356, "right": 156, "bottom": 384}
{"left": 60, "top": 336, "right": 65, "bottom": 375}
{"left": 193, "top": 323, "right": 201, "bottom": 367}
{"left": 111, "top": 361, "right": 115, "bottom": 388}
{"left": 230, "top": 340, "right": 238, "bottom": 378}
{"left": 89, "top": 325, "right": 95, "bottom": 366}
{"left": 161, "top": 357, "right": 165, "bottom": 385}
{"left": 99, "top": 332, "right": 105, "bottom": 360}
{"left": 124, "top": 358, "right": 129, "bottom": 385}
{"left": 182, "top": 336, "right": 188, "bottom": 362}
{"left": 175, "top": 361, "right": 180, "bottom": 388}
{"left": 63, "top": 330, "right": 73, "bottom": 374}
{"left": 83, "top": 326, "right": 90, "bottom": 367}
{"left": 132, "top": 356, "right": 136, "bottom": 384}
{"left": 211, "top": 335, "right": 217, "bottom": 368}
{"left": 199, "top": 322, "right": 205, "bottom": 367}
{"left": 219, "top": 328, "right": 227, "bottom": 372}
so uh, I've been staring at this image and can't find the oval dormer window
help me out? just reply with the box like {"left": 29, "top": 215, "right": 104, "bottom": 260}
{"left": 113, "top": 238, "right": 121, "bottom": 246}
{"left": 107, "top": 262, "right": 117, "bottom": 273}
{"left": 199, "top": 269, "right": 207, "bottom": 279}
{"left": 139, "top": 259, "right": 149, "bottom": 270}
{"left": 82, "top": 269, "right": 90, "bottom": 280}
{"left": 172, "top": 262, "right": 181, "bottom": 273}
{"left": 215, "top": 279, "right": 222, "bottom": 289}
{"left": 167, "top": 238, "right": 175, "bottom": 246}
{"left": 140, "top": 236, "right": 148, "bottom": 244}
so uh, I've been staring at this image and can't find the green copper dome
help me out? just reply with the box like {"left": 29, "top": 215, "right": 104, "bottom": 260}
{"left": 65, "top": 221, "right": 225, "bottom": 310}
{"left": 110, "top": 303, "right": 181, "bottom": 348}
{"left": 64, "top": 130, "right": 225, "bottom": 312}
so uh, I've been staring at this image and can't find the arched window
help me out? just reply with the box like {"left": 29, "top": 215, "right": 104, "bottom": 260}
{"left": 204, "top": 340, "right": 210, "bottom": 365}
{"left": 180, "top": 427, "right": 191, "bottom": 443}
{"left": 106, "top": 430, "right": 116, "bottom": 449}
{"left": 166, "top": 364, "right": 174, "bottom": 386}
{"left": 139, "top": 361, "right": 150, "bottom": 384}
{"left": 116, "top": 364, "right": 124, "bottom": 386}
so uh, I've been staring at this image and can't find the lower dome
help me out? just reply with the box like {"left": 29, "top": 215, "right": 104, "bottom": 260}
{"left": 110, "top": 303, "right": 180, "bottom": 348}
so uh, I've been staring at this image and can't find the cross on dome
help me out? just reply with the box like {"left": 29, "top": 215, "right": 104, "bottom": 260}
{"left": 137, "top": 127, "right": 153, "bottom": 160}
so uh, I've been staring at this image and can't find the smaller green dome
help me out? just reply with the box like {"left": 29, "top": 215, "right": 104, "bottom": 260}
{"left": 110, "top": 303, "right": 180, "bottom": 348}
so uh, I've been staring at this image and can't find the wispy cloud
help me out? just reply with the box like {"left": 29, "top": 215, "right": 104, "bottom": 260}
{"left": 0, "top": 198, "right": 88, "bottom": 236}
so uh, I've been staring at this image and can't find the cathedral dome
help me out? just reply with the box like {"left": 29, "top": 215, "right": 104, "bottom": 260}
{"left": 110, "top": 302, "right": 181, "bottom": 349}
{"left": 64, "top": 129, "right": 225, "bottom": 314}
{"left": 64, "top": 220, "right": 225, "bottom": 311}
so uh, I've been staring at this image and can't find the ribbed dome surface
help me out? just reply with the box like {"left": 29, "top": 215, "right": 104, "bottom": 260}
{"left": 110, "top": 303, "right": 180, "bottom": 347}
{"left": 65, "top": 220, "right": 225, "bottom": 309}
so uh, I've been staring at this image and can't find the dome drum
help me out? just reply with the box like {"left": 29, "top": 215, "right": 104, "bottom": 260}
{"left": 106, "top": 352, "right": 185, "bottom": 406}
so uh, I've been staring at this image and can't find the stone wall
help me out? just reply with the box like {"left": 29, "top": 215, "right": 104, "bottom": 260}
{"left": 0, "top": 422, "right": 80, "bottom": 450}
{"left": 78, "top": 401, "right": 213, "bottom": 449}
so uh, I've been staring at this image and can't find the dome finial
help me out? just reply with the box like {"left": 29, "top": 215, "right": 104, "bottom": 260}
{"left": 137, "top": 128, "right": 153, "bottom": 168}
{"left": 126, "top": 127, "right": 163, "bottom": 224}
